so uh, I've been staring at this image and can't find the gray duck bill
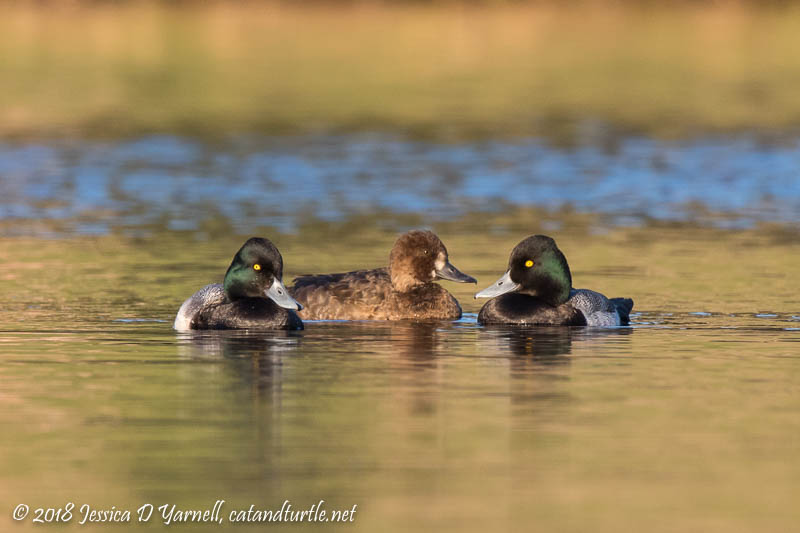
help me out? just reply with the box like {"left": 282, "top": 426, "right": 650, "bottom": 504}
{"left": 474, "top": 270, "right": 520, "bottom": 299}
{"left": 265, "top": 279, "right": 304, "bottom": 310}
{"left": 435, "top": 261, "right": 477, "bottom": 284}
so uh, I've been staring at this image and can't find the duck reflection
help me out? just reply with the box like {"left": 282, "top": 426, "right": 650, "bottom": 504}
{"left": 156, "top": 330, "right": 305, "bottom": 494}
{"left": 386, "top": 321, "right": 441, "bottom": 369}
{"left": 505, "top": 327, "right": 573, "bottom": 362}
{"left": 479, "top": 326, "right": 575, "bottom": 368}
{"left": 480, "top": 325, "right": 634, "bottom": 366}
{"left": 176, "top": 329, "right": 302, "bottom": 393}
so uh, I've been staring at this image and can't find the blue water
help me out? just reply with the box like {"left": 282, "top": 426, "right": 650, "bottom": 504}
{"left": 2, "top": 134, "right": 799, "bottom": 236}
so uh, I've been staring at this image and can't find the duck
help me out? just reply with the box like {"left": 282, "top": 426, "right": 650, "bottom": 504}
{"left": 290, "top": 230, "right": 476, "bottom": 320}
{"left": 474, "top": 235, "right": 633, "bottom": 326}
{"left": 174, "top": 237, "right": 304, "bottom": 331}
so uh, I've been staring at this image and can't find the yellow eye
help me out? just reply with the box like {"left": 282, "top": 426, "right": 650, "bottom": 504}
{"left": 525, "top": 260, "right": 534, "bottom": 268}
{"left": 253, "top": 264, "right": 261, "bottom": 271}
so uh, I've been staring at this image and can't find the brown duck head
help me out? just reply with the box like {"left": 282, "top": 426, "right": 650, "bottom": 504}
{"left": 388, "top": 230, "right": 476, "bottom": 292}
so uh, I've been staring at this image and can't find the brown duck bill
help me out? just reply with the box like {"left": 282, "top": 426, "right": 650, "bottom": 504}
{"left": 435, "top": 261, "right": 477, "bottom": 284}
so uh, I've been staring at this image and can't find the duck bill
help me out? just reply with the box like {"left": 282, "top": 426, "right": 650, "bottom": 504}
{"left": 265, "top": 279, "right": 303, "bottom": 311}
{"left": 435, "top": 261, "right": 477, "bottom": 284}
{"left": 474, "top": 270, "right": 520, "bottom": 299}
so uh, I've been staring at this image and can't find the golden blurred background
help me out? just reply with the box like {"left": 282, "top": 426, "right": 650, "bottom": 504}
{"left": 4, "top": 1, "right": 800, "bottom": 141}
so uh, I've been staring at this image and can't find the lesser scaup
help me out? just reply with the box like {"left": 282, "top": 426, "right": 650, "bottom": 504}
{"left": 475, "top": 235, "right": 633, "bottom": 326}
{"left": 174, "top": 237, "right": 303, "bottom": 331}
{"left": 290, "top": 230, "right": 476, "bottom": 320}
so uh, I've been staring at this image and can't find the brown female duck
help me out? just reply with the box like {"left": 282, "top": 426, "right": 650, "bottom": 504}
{"left": 290, "top": 230, "right": 476, "bottom": 320}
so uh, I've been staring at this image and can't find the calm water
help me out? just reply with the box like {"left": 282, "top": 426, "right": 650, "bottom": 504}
{"left": 3, "top": 134, "right": 800, "bottom": 236}
{"left": 1, "top": 135, "right": 799, "bottom": 532}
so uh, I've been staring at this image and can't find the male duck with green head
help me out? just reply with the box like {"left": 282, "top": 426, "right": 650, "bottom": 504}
{"left": 475, "top": 235, "right": 633, "bottom": 326}
{"left": 174, "top": 237, "right": 304, "bottom": 331}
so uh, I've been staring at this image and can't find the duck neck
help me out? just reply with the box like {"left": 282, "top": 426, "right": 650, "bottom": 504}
{"left": 534, "top": 254, "right": 572, "bottom": 307}
{"left": 389, "top": 266, "right": 424, "bottom": 292}
{"left": 543, "top": 280, "right": 571, "bottom": 307}
{"left": 223, "top": 263, "right": 250, "bottom": 300}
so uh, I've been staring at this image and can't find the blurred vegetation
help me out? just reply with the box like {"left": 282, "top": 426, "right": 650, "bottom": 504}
{"left": 3, "top": 2, "right": 800, "bottom": 140}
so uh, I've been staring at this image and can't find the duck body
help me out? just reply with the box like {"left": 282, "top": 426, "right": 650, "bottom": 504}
{"left": 290, "top": 230, "right": 476, "bottom": 321}
{"left": 478, "top": 289, "right": 632, "bottom": 326}
{"left": 475, "top": 235, "right": 633, "bottom": 327}
{"left": 175, "top": 283, "right": 304, "bottom": 330}
{"left": 174, "top": 237, "right": 304, "bottom": 331}
{"left": 292, "top": 267, "right": 462, "bottom": 320}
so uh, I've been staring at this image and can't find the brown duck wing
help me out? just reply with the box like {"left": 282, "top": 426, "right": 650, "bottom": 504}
{"left": 290, "top": 268, "right": 394, "bottom": 320}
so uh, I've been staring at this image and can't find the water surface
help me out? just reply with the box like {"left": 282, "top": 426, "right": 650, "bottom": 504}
{"left": 0, "top": 128, "right": 799, "bottom": 532}
{"left": 1, "top": 209, "right": 797, "bottom": 531}
{"left": 2, "top": 135, "right": 800, "bottom": 238}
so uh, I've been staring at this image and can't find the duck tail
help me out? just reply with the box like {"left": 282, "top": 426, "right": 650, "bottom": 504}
{"left": 610, "top": 297, "right": 634, "bottom": 325}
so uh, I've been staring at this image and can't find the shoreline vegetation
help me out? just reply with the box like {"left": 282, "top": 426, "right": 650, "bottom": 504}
{"left": 4, "top": 2, "right": 800, "bottom": 141}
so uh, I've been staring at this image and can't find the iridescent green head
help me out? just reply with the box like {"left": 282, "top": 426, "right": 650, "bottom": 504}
{"left": 223, "top": 237, "right": 302, "bottom": 310}
{"left": 475, "top": 235, "right": 572, "bottom": 307}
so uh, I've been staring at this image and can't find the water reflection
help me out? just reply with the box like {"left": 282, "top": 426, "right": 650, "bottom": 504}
{"left": 484, "top": 327, "right": 576, "bottom": 364}
{"left": 3, "top": 297, "right": 800, "bottom": 532}
{"left": 478, "top": 326, "right": 634, "bottom": 366}
{"left": 3, "top": 134, "right": 800, "bottom": 237}
{"left": 177, "top": 330, "right": 302, "bottom": 357}
{"left": 383, "top": 322, "right": 441, "bottom": 369}
{"left": 176, "top": 330, "right": 302, "bottom": 393}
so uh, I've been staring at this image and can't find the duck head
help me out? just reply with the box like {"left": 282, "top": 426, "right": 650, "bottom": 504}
{"left": 389, "top": 230, "right": 476, "bottom": 291}
{"left": 475, "top": 235, "right": 572, "bottom": 307}
{"left": 223, "top": 237, "right": 303, "bottom": 310}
